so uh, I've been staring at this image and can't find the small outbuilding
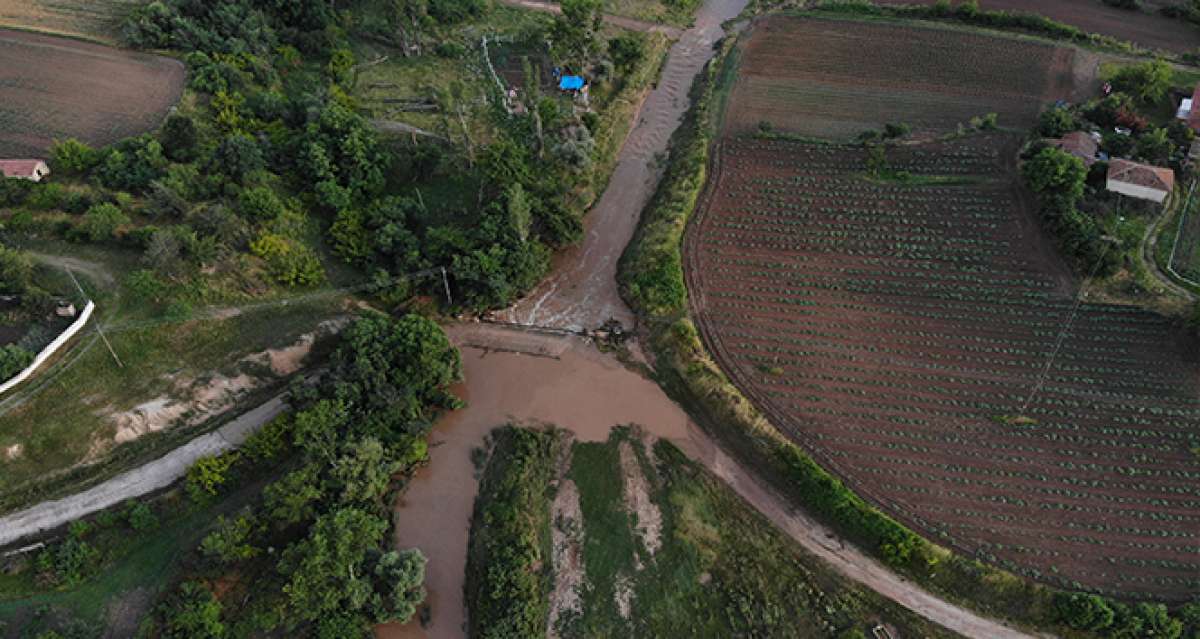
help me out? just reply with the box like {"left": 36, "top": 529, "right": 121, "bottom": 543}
{"left": 1047, "top": 131, "right": 1100, "bottom": 166}
{"left": 1106, "top": 158, "right": 1175, "bottom": 204}
{"left": 0, "top": 160, "right": 49, "bottom": 182}
{"left": 1188, "top": 84, "right": 1200, "bottom": 133}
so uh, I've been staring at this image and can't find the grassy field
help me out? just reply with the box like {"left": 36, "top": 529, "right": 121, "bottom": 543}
{"left": 467, "top": 426, "right": 960, "bottom": 638}
{"left": 0, "top": 0, "right": 145, "bottom": 44}
{"left": 0, "top": 240, "right": 347, "bottom": 514}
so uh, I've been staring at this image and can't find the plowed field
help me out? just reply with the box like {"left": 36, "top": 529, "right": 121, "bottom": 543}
{"left": 0, "top": 29, "right": 184, "bottom": 157}
{"left": 686, "top": 16, "right": 1200, "bottom": 600}
{"left": 875, "top": 0, "right": 1200, "bottom": 54}
{"left": 724, "top": 16, "right": 1087, "bottom": 138}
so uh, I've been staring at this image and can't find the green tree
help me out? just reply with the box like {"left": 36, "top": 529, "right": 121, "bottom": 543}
{"left": 238, "top": 186, "right": 288, "bottom": 220}
{"left": 160, "top": 581, "right": 225, "bottom": 639}
{"left": 279, "top": 508, "right": 388, "bottom": 623}
{"left": 263, "top": 462, "right": 325, "bottom": 526}
{"left": 1037, "top": 108, "right": 1077, "bottom": 137}
{"left": 322, "top": 314, "right": 462, "bottom": 423}
{"left": 370, "top": 549, "right": 427, "bottom": 623}
{"left": 1110, "top": 60, "right": 1172, "bottom": 104}
{"left": 330, "top": 438, "right": 399, "bottom": 505}
{"left": 200, "top": 511, "right": 260, "bottom": 564}
{"left": 0, "top": 246, "right": 33, "bottom": 294}
{"left": 185, "top": 452, "right": 239, "bottom": 502}
{"left": 1135, "top": 127, "right": 1173, "bottom": 164}
{"left": 554, "top": 0, "right": 603, "bottom": 61}
{"left": 1021, "top": 147, "right": 1086, "bottom": 207}
{"left": 1133, "top": 603, "right": 1184, "bottom": 639}
{"left": 80, "top": 202, "right": 131, "bottom": 241}
{"left": 50, "top": 138, "right": 98, "bottom": 174}
{"left": 161, "top": 114, "right": 198, "bottom": 161}
{"left": 505, "top": 183, "right": 533, "bottom": 243}
{"left": 1053, "top": 592, "right": 1115, "bottom": 631}
{"left": 215, "top": 133, "right": 265, "bottom": 182}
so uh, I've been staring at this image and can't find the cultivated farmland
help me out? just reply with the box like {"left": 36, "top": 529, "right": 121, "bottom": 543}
{"left": 687, "top": 134, "right": 1200, "bottom": 600}
{"left": 684, "top": 16, "right": 1200, "bottom": 600}
{"left": 874, "top": 0, "right": 1200, "bottom": 55}
{"left": 0, "top": 28, "right": 184, "bottom": 157}
{"left": 723, "top": 17, "right": 1086, "bottom": 138}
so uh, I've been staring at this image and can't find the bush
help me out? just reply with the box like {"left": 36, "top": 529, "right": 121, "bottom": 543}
{"left": 185, "top": 452, "right": 240, "bottom": 502}
{"left": 124, "top": 500, "right": 159, "bottom": 531}
{"left": 158, "top": 581, "right": 225, "bottom": 639}
{"left": 49, "top": 138, "right": 99, "bottom": 174}
{"left": 78, "top": 202, "right": 131, "bottom": 241}
{"left": 0, "top": 344, "right": 34, "bottom": 380}
{"left": 249, "top": 232, "right": 324, "bottom": 286}
{"left": 160, "top": 114, "right": 198, "bottom": 162}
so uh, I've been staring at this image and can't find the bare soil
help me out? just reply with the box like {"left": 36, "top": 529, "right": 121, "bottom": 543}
{"left": 0, "top": 28, "right": 184, "bottom": 157}
{"left": 874, "top": 0, "right": 1200, "bottom": 54}
{"left": 617, "top": 439, "right": 662, "bottom": 557}
{"left": 724, "top": 16, "right": 1084, "bottom": 137}
{"left": 547, "top": 475, "right": 585, "bottom": 638}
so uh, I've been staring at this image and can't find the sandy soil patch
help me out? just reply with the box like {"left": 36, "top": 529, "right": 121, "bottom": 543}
{"left": 618, "top": 439, "right": 662, "bottom": 557}
{"left": 614, "top": 574, "right": 634, "bottom": 620}
{"left": 3, "top": 443, "right": 22, "bottom": 460}
{"left": 547, "top": 477, "right": 585, "bottom": 638}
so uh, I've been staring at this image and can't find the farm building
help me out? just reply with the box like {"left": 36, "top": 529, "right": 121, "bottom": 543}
{"left": 0, "top": 160, "right": 49, "bottom": 182}
{"left": 1186, "top": 84, "right": 1200, "bottom": 133}
{"left": 1105, "top": 158, "right": 1174, "bottom": 204}
{"left": 1047, "top": 131, "right": 1100, "bottom": 166}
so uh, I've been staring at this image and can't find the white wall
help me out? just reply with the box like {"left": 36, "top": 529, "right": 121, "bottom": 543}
{"left": 1106, "top": 179, "right": 1168, "bottom": 204}
{"left": 0, "top": 300, "right": 94, "bottom": 396}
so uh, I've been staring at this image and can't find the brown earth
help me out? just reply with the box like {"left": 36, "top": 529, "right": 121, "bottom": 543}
{"left": 0, "top": 28, "right": 184, "bottom": 157}
{"left": 874, "top": 0, "right": 1200, "bottom": 54}
{"left": 683, "top": 130, "right": 1200, "bottom": 600}
{"left": 724, "top": 16, "right": 1088, "bottom": 137}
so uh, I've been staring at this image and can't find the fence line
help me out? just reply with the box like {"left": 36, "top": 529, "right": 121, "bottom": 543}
{"left": 1166, "top": 179, "right": 1200, "bottom": 288}
{"left": 0, "top": 300, "right": 94, "bottom": 396}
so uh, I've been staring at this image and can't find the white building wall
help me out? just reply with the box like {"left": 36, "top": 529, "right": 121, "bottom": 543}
{"left": 1106, "top": 179, "right": 1168, "bottom": 204}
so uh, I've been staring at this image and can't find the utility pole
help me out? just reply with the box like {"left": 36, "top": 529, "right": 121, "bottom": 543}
{"left": 441, "top": 267, "right": 453, "bottom": 306}
{"left": 64, "top": 268, "right": 123, "bottom": 368}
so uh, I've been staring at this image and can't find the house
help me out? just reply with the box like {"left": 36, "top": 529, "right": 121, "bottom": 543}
{"left": 0, "top": 160, "right": 50, "bottom": 182}
{"left": 1106, "top": 159, "right": 1175, "bottom": 204}
{"left": 1188, "top": 84, "right": 1200, "bottom": 133}
{"left": 1048, "top": 131, "right": 1100, "bottom": 166}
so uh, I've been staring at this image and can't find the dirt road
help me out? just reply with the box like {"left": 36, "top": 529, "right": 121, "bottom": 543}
{"left": 0, "top": 394, "right": 287, "bottom": 547}
{"left": 379, "top": 325, "right": 1041, "bottom": 639}
{"left": 495, "top": 0, "right": 747, "bottom": 332}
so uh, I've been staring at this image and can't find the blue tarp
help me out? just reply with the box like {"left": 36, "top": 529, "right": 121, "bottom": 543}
{"left": 558, "top": 75, "right": 585, "bottom": 90}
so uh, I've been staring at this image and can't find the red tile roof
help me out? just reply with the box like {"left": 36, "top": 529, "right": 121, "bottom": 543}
{"left": 1049, "top": 131, "right": 1098, "bottom": 165}
{"left": 0, "top": 160, "right": 46, "bottom": 178}
{"left": 1107, "top": 158, "right": 1175, "bottom": 193}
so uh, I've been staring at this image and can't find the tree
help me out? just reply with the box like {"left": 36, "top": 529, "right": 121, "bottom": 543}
{"left": 330, "top": 438, "right": 400, "bottom": 505}
{"left": 0, "top": 246, "right": 33, "bottom": 294}
{"left": 279, "top": 508, "right": 388, "bottom": 623}
{"left": 250, "top": 232, "right": 324, "bottom": 286}
{"left": 1053, "top": 592, "right": 1115, "bottom": 631}
{"left": 49, "top": 138, "right": 98, "bottom": 174}
{"left": 1133, "top": 603, "right": 1183, "bottom": 639}
{"left": 215, "top": 133, "right": 265, "bottom": 182}
{"left": 0, "top": 345, "right": 34, "bottom": 380}
{"left": 161, "top": 114, "right": 198, "bottom": 161}
{"left": 160, "top": 581, "right": 225, "bottom": 639}
{"left": 1021, "top": 147, "right": 1086, "bottom": 206}
{"left": 608, "top": 33, "right": 644, "bottom": 73}
{"left": 185, "top": 452, "right": 239, "bottom": 502}
{"left": 1037, "top": 107, "right": 1077, "bottom": 137}
{"left": 200, "top": 511, "right": 260, "bottom": 563}
{"left": 505, "top": 183, "right": 533, "bottom": 243}
{"left": 322, "top": 314, "right": 462, "bottom": 424}
{"left": 1135, "top": 126, "right": 1173, "bottom": 164}
{"left": 263, "top": 463, "right": 325, "bottom": 525}
{"left": 144, "top": 228, "right": 185, "bottom": 275}
{"left": 1110, "top": 59, "right": 1172, "bottom": 104}
{"left": 238, "top": 186, "right": 288, "bottom": 220}
{"left": 370, "top": 549, "right": 427, "bottom": 623}
{"left": 883, "top": 122, "right": 910, "bottom": 139}
{"left": 865, "top": 144, "right": 888, "bottom": 177}
{"left": 554, "top": 0, "right": 603, "bottom": 61}
{"left": 79, "top": 202, "right": 131, "bottom": 241}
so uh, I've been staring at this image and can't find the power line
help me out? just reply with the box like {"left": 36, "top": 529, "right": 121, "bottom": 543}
{"left": 1017, "top": 236, "right": 1114, "bottom": 416}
